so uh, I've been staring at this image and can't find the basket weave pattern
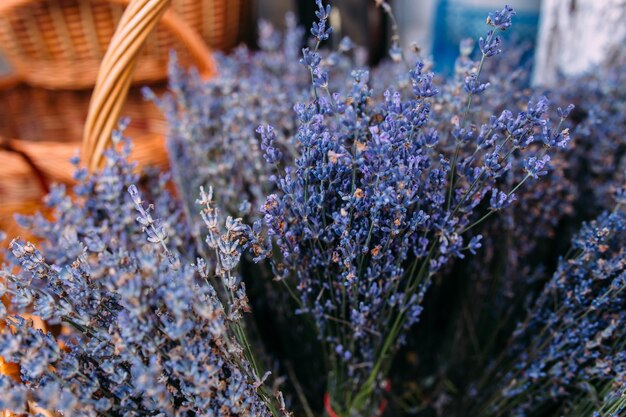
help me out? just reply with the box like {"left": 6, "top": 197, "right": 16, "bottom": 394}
{"left": 0, "top": 0, "right": 242, "bottom": 89}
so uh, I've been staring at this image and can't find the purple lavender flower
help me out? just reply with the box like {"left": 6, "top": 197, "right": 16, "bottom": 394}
{"left": 311, "top": 0, "right": 333, "bottom": 42}
{"left": 411, "top": 62, "right": 439, "bottom": 98}
{"left": 257, "top": 125, "right": 283, "bottom": 165}
{"left": 464, "top": 72, "right": 490, "bottom": 95}
{"left": 300, "top": 47, "right": 322, "bottom": 69}
{"left": 489, "top": 188, "right": 516, "bottom": 211}
{"left": 479, "top": 30, "right": 503, "bottom": 57}
{"left": 487, "top": 5, "right": 516, "bottom": 31}
{"left": 524, "top": 154, "right": 551, "bottom": 178}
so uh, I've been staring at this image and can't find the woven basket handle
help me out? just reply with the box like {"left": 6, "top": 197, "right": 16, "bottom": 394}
{"left": 82, "top": 0, "right": 216, "bottom": 172}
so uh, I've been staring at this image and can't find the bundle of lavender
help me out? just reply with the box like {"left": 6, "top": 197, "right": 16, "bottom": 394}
{"left": 1, "top": 2, "right": 624, "bottom": 417}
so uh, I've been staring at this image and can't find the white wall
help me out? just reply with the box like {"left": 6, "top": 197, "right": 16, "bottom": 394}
{"left": 533, "top": 0, "right": 626, "bottom": 85}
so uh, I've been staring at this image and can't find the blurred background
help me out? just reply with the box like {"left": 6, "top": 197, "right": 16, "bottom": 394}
{"left": 256, "top": 0, "right": 625, "bottom": 81}
{"left": 0, "top": 0, "right": 624, "bottom": 237}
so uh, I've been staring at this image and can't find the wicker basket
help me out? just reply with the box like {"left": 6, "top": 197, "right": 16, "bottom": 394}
{"left": 0, "top": 77, "right": 170, "bottom": 179}
{"left": 0, "top": 0, "right": 221, "bottom": 237}
{"left": 0, "top": 0, "right": 242, "bottom": 89}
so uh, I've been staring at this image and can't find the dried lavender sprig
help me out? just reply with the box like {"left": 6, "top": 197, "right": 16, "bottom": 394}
{"left": 446, "top": 5, "right": 516, "bottom": 210}
{"left": 128, "top": 183, "right": 181, "bottom": 270}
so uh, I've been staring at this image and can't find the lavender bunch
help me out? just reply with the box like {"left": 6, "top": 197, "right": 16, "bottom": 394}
{"left": 250, "top": 3, "right": 571, "bottom": 415}
{"left": 0, "top": 141, "right": 281, "bottom": 416}
{"left": 472, "top": 194, "right": 626, "bottom": 417}
{"left": 391, "top": 46, "right": 626, "bottom": 416}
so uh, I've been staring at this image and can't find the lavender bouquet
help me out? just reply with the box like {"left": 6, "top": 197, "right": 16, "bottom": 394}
{"left": 0, "top": 139, "right": 284, "bottom": 416}
{"left": 245, "top": 2, "right": 581, "bottom": 415}
{"left": 1, "top": 1, "right": 625, "bottom": 417}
